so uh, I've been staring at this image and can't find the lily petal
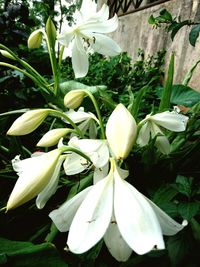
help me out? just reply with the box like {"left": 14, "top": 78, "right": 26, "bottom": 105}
{"left": 72, "top": 36, "right": 88, "bottom": 78}
{"left": 104, "top": 220, "right": 132, "bottom": 262}
{"left": 36, "top": 156, "right": 65, "bottom": 209}
{"left": 63, "top": 152, "right": 89, "bottom": 175}
{"left": 80, "top": 14, "right": 118, "bottom": 33}
{"left": 151, "top": 111, "right": 188, "bottom": 132}
{"left": 145, "top": 197, "right": 185, "bottom": 235}
{"left": 91, "top": 33, "right": 121, "bottom": 56}
{"left": 114, "top": 166, "right": 165, "bottom": 255}
{"left": 136, "top": 121, "right": 151, "bottom": 147}
{"left": 67, "top": 174, "right": 113, "bottom": 254}
{"left": 7, "top": 149, "right": 61, "bottom": 210}
{"left": 49, "top": 186, "right": 92, "bottom": 232}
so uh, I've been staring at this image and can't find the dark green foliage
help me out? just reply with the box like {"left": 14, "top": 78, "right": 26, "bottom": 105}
{"left": 149, "top": 8, "right": 200, "bottom": 46}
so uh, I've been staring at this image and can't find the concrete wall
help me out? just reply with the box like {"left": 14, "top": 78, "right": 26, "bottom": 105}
{"left": 98, "top": 0, "right": 200, "bottom": 91}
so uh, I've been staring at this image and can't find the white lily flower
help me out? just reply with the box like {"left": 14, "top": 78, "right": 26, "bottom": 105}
{"left": 137, "top": 111, "right": 189, "bottom": 154}
{"left": 66, "top": 107, "right": 99, "bottom": 138}
{"left": 106, "top": 104, "right": 137, "bottom": 159}
{"left": 58, "top": 4, "right": 121, "bottom": 78}
{"left": 7, "top": 149, "right": 62, "bottom": 210}
{"left": 49, "top": 159, "right": 185, "bottom": 261}
{"left": 64, "top": 136, "right": 109, "bottom": 175}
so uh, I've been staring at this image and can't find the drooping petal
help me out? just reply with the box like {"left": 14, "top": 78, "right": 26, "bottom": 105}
{"left": 66, "top": 108, "right": 98, "bottom": 124}
{"left": 114, "top": 166, "right": 165, "bottom": 255}
{"left": 36, "top": 156, "right": 65, "bottom": 209}
{"left": 104, "top": 220, "right": 132, "bottom": 262}
{"left": 72, "top": 36, "right": 89, "bottom": 78}
{"left": 63, "top": 152, "right": 89, "bottom": 175}
{"left": 49, "top": 186, "right": 92, "bottom": 232}
{"left": 84, "top": 4, "right": 109, "bottom": 23}
{"left": 93, "top": 163, "right": 109, "bottom": 184}
{"left": 151, "top": 123, "right": 170, "bottom": 154}
{"left": 91, "top": 33, "right": 121, "bottom": 56}
{"left": 67, "top": 173, "right": 113, "bottom": 254}
{"left": 136, "top": 121, "right": 151, "bottom": 147}
{"left": 144, "top": 196, "right": 185, "bottom": 236}
{"left": 57, "top": 29, "right": 74, "bottom": 47}
{"left": 151, "top": 111, "right": 188, "bottom": 132}
{"left": 80, "top": 14, "right": 118, "bottom": 34}
{"left": 106, "top": 104, "right": 137, "bottom": 159}
{"left": 7, "top": 149, "right": 61, "bottom": 210}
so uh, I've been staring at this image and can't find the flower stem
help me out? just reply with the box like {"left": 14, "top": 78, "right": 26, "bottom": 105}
{"left": 50, "top": 110, "right": 84, "bottom": 138}
{"left": 83, "top": 90, "right": 106, "bottom": 139}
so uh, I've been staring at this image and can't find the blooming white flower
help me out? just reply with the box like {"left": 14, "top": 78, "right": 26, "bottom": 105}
{"left": 106, "top": 103, "right": 137, "bottom": 159}
{"left": 7, "top": 149, "right": 62, "bottom": 210}
{"left": 49, "top": 158, "right": 185, "bottom": 261}
{"left": 137, "top": 111, "right": 189, "bottom": 154}
{"left": 64, "top": 136, "right": 109, "bottom": 175}
{"left": 66, "top": 107, "right": 99, "bottom": 138}
{"left": 58, "top": 4, "right": 121, "bottom": 78}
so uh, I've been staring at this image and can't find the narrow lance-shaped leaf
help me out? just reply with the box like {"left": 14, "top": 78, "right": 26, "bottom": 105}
{"left": 159, "top": 53, "right": 174, "bottom": 112}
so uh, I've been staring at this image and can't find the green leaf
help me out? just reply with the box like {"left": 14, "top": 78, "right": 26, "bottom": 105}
{"left": 0, "top": 237, "right": 68, "bottom": 267}
{"left": 159, "top": 53, "right": 174, "bottom": 111}
{"left": 182, "top": 60, "right": 200, "bottom": 86}
{"left": 170, "top": 84, "right": 200, "bottom": 107}
{"left": 191, "top": 218, "right": 200, "bottom": 240}
{"left": 59, "top": 80, "right": 106, "bottom": 96}
{"left": 189, "top": 24, "right": 200, "bottom": 46}
{"left": 170, "top": 21, "right": 190, "bottom": 41}
{"left": 174, "top": 175, "right": 193, "bottom": 198}
{"left": 152, "top": 184, "right": 178, "bottom": 205}
{"left": 160, "top": 9, "right": 173, "bottom": 21}
{"left": 178, "top": 202, "right": 200, "bottom": 220}
{"left": 167, "top": 232, "right": 190, "bottom": 266}
{"left": 148, "top": 15, "right": 155, "bottom": 25}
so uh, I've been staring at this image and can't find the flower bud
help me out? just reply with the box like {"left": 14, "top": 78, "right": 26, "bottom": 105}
{"left": 106, "top": 104, "right": 137, "bottom": 160}
{"left": 46, "top": 17, "right": 57, "bottom": 46}
{"left": 64, "top": 90, "right": 86, "bottom": 109}
{"left": 28, "top": 29, "right": 43, "bottom": 49}
{"left": 37, "top": 128, "right": 71, "bottom": 147}
{"left": 7, "top": 109, "right": 50, "bottom": 136}
{"left": 6, "top": 149, "right": 61, "bottom": 210}
{"left": 0, "top": 50, "right": 15, "bottom": 60}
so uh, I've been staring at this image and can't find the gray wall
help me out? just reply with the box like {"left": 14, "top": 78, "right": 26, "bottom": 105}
{"left": 98, "top": 0, "right": 200, "bottom": 91}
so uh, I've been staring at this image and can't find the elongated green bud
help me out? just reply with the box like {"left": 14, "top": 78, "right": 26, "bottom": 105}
{"left": 7, "top": 109, "right": 50, "bottom": 135}
{"left": 46, "top": 17, "right": 57, "bottom": 46}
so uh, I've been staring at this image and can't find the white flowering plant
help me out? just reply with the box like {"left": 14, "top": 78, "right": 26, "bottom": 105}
{"left": 0, "top": 1, "right": 200, "bottom": 266}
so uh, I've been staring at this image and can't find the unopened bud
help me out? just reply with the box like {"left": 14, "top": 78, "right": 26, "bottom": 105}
{"left": 7, "top": 109, "right": 50, "bottom": 135}
{"left": 28, "top": 29, "right": 43, "bottom": 49}
{"left": 64, "top": 90, "right": 86, "bottom": 109}
{"left": 106, "top": 104, "right": 137, "bottom": 159}
{"left": 37, "top": 128, "right": 72, "bottom": 147}
{"left": 0, "top": 50, "right": 15, "bottom": 60}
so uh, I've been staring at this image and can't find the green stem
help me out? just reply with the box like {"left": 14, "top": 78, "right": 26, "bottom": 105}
{"left": 59, "top": 146, "right": 92, "bottom": 163}
{"left": 0, "top": 62, "right": 50, "bottom": 94}
{"left": 43, "top": 32, "right": 59, "bottom": 96}
{"left": 50, "top": 110, "right": 84, "bottom": 138}
{"left": 45, "top": 223, "right": 58, "bottom": 243}
{"left": 83, "top": 90, "right": 105, "bottom": 139}
{"left": 0, "top": 44, "right": 50, "bottom": 90}
{"left": 58, "top": 45, "right": 65, "bottom": 66}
